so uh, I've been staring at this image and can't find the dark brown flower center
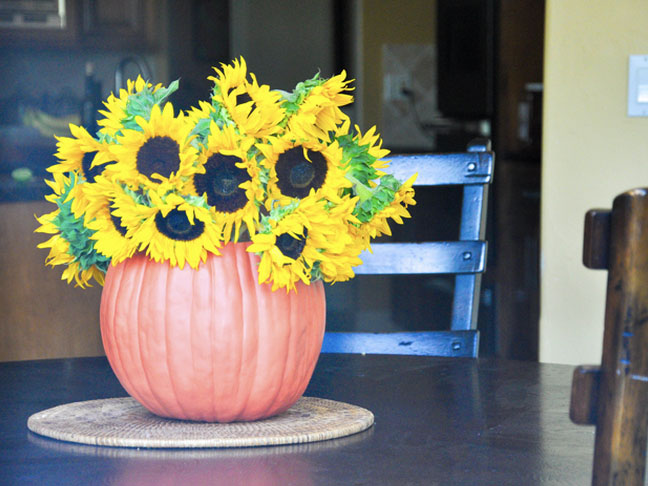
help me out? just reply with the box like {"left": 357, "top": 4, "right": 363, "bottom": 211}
{"left": 276, "top": 230, "right": 307, "bottom": 260}
{"left": 237, "top": 92, "right": 253, "bottom": 106}
{"left": 227, "top": 87, "right": 253, "bottom": 106}
{"left": 136, "top": 136, "right": 181, "bottom": 180}
{"left": 81, "top": 151, "right": 112, "bottom": 183}
{"left": 155, "top": 209, "right": 204, "bottom": 241}
{"left": 194, "top": 153, "right": 250, "bottom": 212}
{"left": 110, "top": 211, "right": 128, "bottom": 237}
{"left": 276, "top": 147, "right": 327, "bottom": 199}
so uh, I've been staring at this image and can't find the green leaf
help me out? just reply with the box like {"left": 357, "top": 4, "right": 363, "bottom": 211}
{"left": 48, "top": 173, "right": 110, "bottom": 272}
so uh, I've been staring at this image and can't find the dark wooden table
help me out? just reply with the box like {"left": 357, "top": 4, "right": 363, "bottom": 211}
{"left": 0, "top": 354, "right": 596, "bottom": 485}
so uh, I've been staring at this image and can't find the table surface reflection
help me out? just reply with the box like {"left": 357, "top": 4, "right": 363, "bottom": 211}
{"left": 0, "top": 354, "right": 595, "bottom": 485}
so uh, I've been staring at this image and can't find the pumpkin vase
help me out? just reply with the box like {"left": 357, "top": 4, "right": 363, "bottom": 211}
{"left": 99, "top": 242, "right": 326, "bottom": 423}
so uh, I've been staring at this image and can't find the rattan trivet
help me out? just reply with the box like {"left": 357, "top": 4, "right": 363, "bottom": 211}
{"left": 27, "top": 396, "right": 374, "bottom": 449}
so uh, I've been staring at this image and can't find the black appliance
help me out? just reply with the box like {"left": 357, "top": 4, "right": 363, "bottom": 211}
{"left": 437, "top": 0, "right": 496, "bottom": 120}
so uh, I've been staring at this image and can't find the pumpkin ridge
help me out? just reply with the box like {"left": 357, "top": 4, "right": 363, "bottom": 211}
{"left": 107, "top": 260, "right": 140, "bottom": 402}
{"left": 237, "top": 243, "right": 260, "bottom": 420}
{"left": 312, "top": 280, "right": 326, "bottom": 372}
{"left": 131, "top": 256, "right": 168, "bottom": 414}
{"left": 263, "top": 276, "right": 293, "bottom": 417}
{"left": 300, "top": 281, "right": 324, "bottom": 403}
{"left": 189, "top": 256, "right": 218, "bottom": 421}
{"left": 296, "top": 281, "right": 323, "bottom": 406}
{"left": 100, "top": 264, "right": 120, "bottom": 383}
{"left": 187, "top": 261, "right": 198, "bottom": 418}
{"left": 137, "top": 257, "right": 176, "bottom": 415}
{"left": 209, "top": 242, "right": 250, "bottom": 422}
{"left": 231, "top": 245, "right": 245, "bottom": 418}
{"left": 205, "top": 256, "right": 216, "bottom": 420}
{"left": 285, "top": 281, "right": 315, "bottom": 409}
{"left": 161, "top": 263, "right": 191, "bottom": 418}
{"left": 247, "top": 245, "right": 281, "bottom": 419}
{"left": 286, "top": 283, "right": 305, "bottom": 406}
{"left": 100, "top": 265, "right": 116, "bottom": 366}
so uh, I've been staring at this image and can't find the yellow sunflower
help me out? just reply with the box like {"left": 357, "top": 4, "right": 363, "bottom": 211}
{"left": 355, "top": 174, "right": 417, "bottom": 245}
{"left": 35, "top": 172, "right": 108, "bottom": 287}
{"left": 209, "top": 57, "right": 249, "bottom": 98}
{"left": 285, "top": 71, "right": 353, "bottom": 141}
{"left": 210, "top": 58, "right": 285, "bottom": 137}
{"left": 247, "top": 229, "right": 312, "bottom": 292}
{"left": 82, "top": 176, "right": 140, "bottom": 264}
{"left": 97, "top": 76, "right": 162, "bottom": 137}
{"left": 247, "top": 197, "right": 358, "bottom": 291}
{"left": 50, "top": 124, "right": 116, "bottom": 178}
{"left": 33, "top": 58, "right": 418, "bottom": 291}
{"left": 36, "top": 227, "right": 106, "bottom": 287}
{"left": 48, "top": 123, "right": 118, "bottom": 218}
{"left": 317, "top": 241, "right": 364, "bottom": 283}
{"left": 191, "top": 122, "right": 262, "bottom": 242}
{"left": 259, "top": 134, "right": 351, "bottom": 209}
{"left": 312, "top": 196, "right": 365, "bottom": 283}
{"left": 185, "top": 100, "right": 215, "bottom": 127}
{"left": 108, "top": 102, "right": 197, "bottom": 190}
{"left": 128, "top": 196, "right": 222, "bottom": 269}
{"left": 350, "top": 123, "right": 391, "bottom": 169}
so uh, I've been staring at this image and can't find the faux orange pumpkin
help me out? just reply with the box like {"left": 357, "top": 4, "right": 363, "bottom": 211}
{"left": 100, "top": 242, "right": 326, "bottom": 422}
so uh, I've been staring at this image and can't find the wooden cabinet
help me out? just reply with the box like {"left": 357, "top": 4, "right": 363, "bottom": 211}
{"left": 0, "top": 0, "right": 79, "bottom": 47}
{"left": 0, "top": 0, "right": 155, "bottom": 50}
{"left": 80, "top": 0, "right": 155, "bottom": 49}
{"left": 0, "top": 201, "right": 104, "bottom": 361}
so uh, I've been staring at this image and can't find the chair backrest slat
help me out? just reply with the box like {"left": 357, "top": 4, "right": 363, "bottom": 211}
{"left": 386, "top": 152, "right": 493, "bottom": 186}
{"left": 355, "top": 241, "right": 486, "bottom": 275}
{"left": 322, "top": 330, "right": 479, "bottom": 357}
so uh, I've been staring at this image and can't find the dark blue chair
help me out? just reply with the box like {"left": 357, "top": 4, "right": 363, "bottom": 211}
{"left": 321, "top": 139, "right": 494, "bottom": 357}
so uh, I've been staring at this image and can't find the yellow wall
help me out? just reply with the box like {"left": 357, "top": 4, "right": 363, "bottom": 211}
{"left": 541, "top": 0, "right": 648, "bottom": 364}
{"left": 360, "top": 0, "right": 436, "bottom": 130}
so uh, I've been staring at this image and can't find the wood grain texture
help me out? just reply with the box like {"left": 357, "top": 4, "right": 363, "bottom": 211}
{"left": 594, "top": 189, "right": 648, "bottom": 486}
{"left": 0, "top": 201, "right": 104, "bottom": 361}
{"left": 570, "top": 365, "right": 601, "bottom": 425}
{"left": 583, "top": 209, "right": 611, "bottom": 270}
{"left": 573, "top": 188, "right": 648, "bottom": 486}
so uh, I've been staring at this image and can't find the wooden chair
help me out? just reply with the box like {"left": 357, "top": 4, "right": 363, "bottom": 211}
{"left": 570, "top": 188, "right": 648, "bottom": 486}
{"left": 321, "top": 139, "right": 494, "bottom": 357}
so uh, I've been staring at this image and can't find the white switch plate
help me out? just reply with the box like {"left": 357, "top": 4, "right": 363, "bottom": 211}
{"left": 628, "top": 55, "right": 648, "bottom": 116}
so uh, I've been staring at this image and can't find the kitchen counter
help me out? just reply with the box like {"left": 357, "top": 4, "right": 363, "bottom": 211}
{"left": 0, "top": 198, "right": 105, "bottom": 361}
{"left": 0, "top": 125, "right": 58, "bottom": 202}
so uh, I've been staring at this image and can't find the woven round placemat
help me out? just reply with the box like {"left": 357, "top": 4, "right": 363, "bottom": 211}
{"left": 27, "top": 396, "right": 374, "bottom": 449}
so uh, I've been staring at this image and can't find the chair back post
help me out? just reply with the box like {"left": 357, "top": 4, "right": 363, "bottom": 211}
{"left": 571, "top": 188, "right": 648, "bottom": 486}
{"left": 450, "top": 139, "right": 493, "bottom": 331}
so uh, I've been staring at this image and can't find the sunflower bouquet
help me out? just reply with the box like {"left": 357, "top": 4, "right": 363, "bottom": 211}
{"left": 36, "top": 58, "right": 416, "bottom": 292}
